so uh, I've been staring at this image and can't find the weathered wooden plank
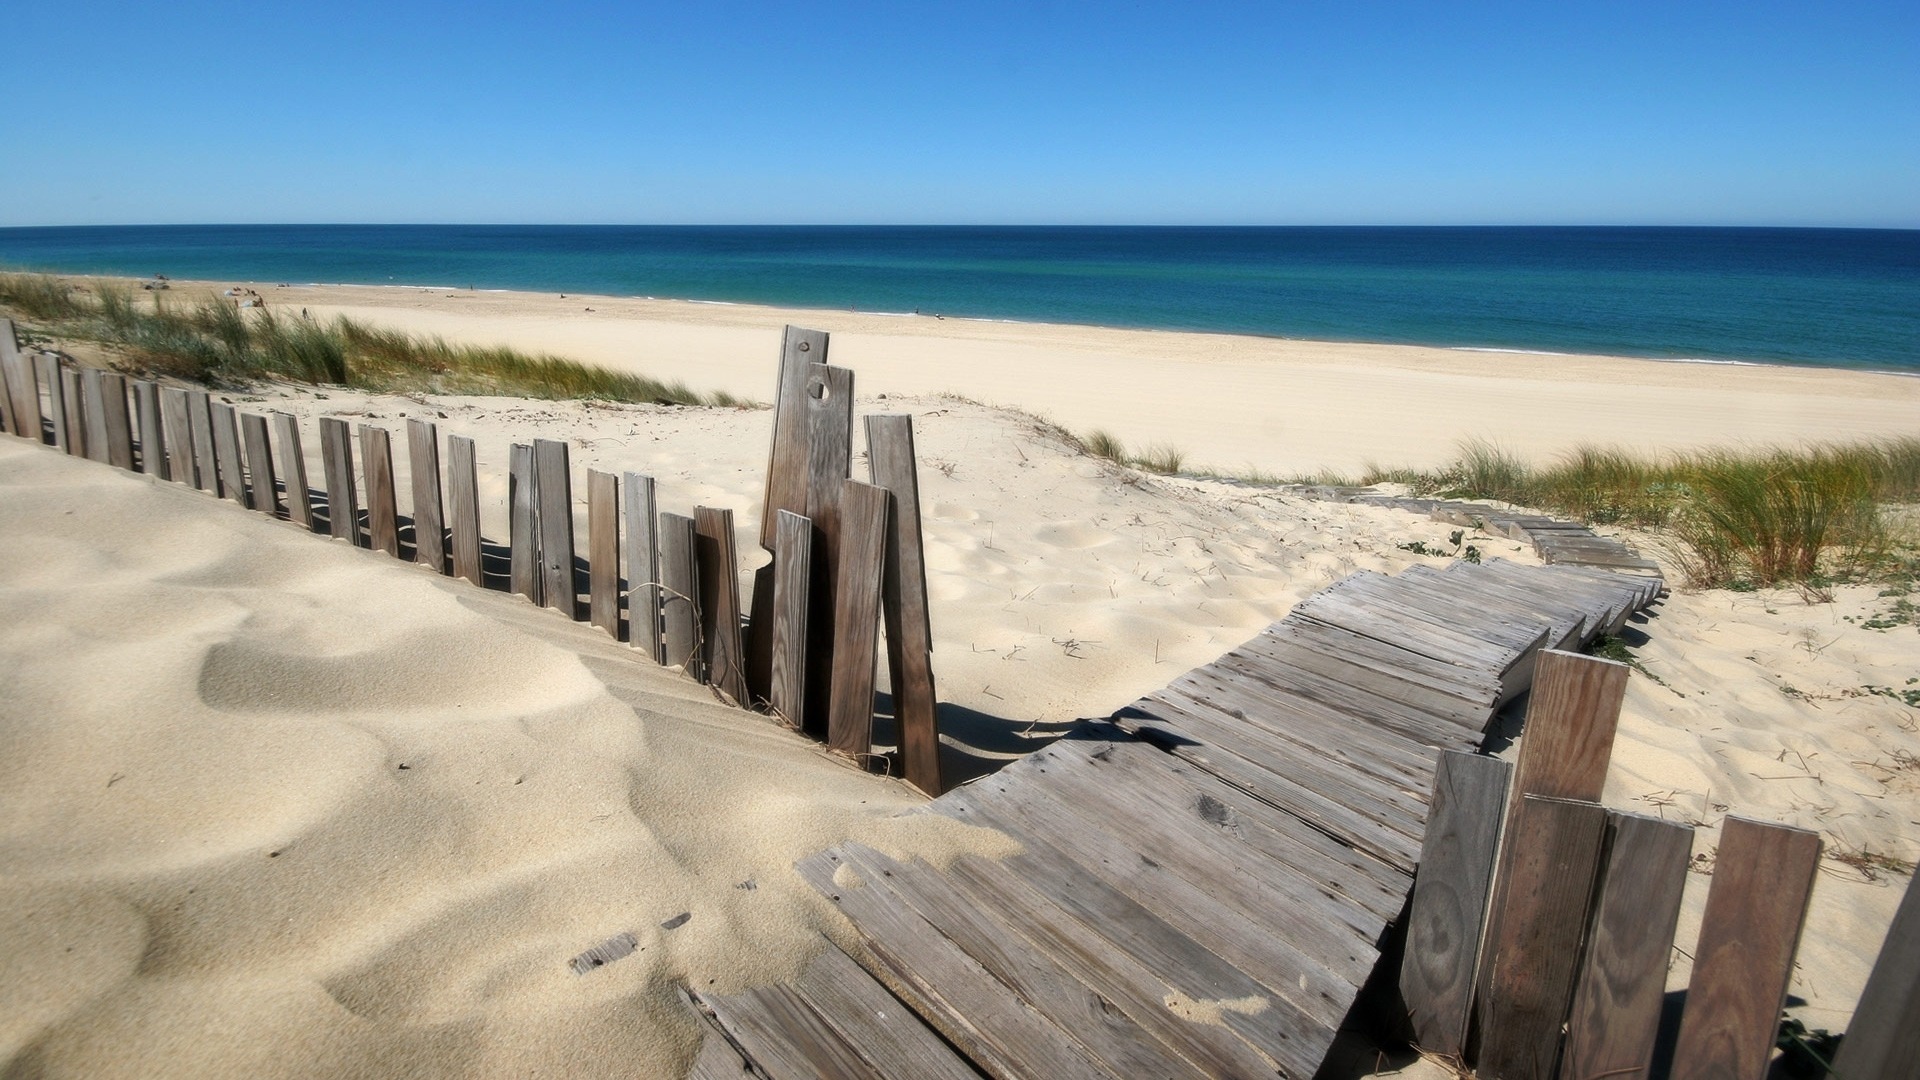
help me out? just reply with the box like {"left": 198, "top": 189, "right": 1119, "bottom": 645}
{"left": 39, "top": 354, "right": 69, "bottom": 452}
{"left": 240, "top": 412, "right": 277, "bottom": 515}
{"left": 1831, "top": 871, "right": 1920, "bottom": 1080}
{"left": 159, "top": 387, "right": 193, "bottom": 485}
{"left": 684, "top": 1029, "right": 753, "bottom": 1080}
{"left": 1477, "top": 795, "right": 1609, "bottom": 1080}
{"left": 98, "top": 373, "right": 135, "bottom": 470}
{"left": 787, "top": 940, "right": 988, "bottom": 1080}
{"left": 1561, "top": 812, "right": 1694, "bottom": 1080}
{"left": 623, "top": 472, "right": 661, "bottom": 659}
{"left": 1668, "top": 817, "right": 1822, "bottom": 1080}
{"left": 319, "top": 416, "right": 359, "bottom": 543}
{"left": 534, "top": 438, "right": 574, "bottom": 614}
{"left": 273, "top": 413, "right": 312, "bottom": 530}
{"left": 760, "top": 325, "right": 831, "bottom": 548}
{"left": 133, "top": 380, "right": 166, "bottom": 477}
{"left": 827, "top": 479, "right": 889, "bottom": 762}
{"left": 407, "top": 418, "right": 446, "bottom": 572}
{"left": 211, "top": 401, "right": 246, "bottom": 503}
{"left": 702, "top": 981, "right": 888, "bottom": 1080}
{"left": 360, "top": 424, "right": 399, "bottom": 556}
{"left": 82, "top": 368, "right": 111, "bottom": 463}
{"left": 2, "top": 345, "right": 42, "bottom": 444}
{"left": 659, "top": 512, "right": 701, "bottom": 676}
{"left": 508, "top": 443, "right": 541, "bottom": 603}
{"left": 587, "top": 469, "right": 620, "bottom": 638}
{"left": 769, "top": 510, "right": 812, "bottom": 731}
{"left": 61, "top": 368, "right": 88, "bottom": 458}
{"left": 694, "top": 506, "right": 749, "bottom": 704}
{"left": 802, "top": 363, "right": 854, "bottom": 738}
{"left": 186, "top": 389, "right": 215, "bottom": 487}
{"left": 866, "top": 414, "right": 941, "bottom": 796}
{"left": 1400, "top": 751, "right": 1512, "bottom": 1059}
{"left": 447, "top": 435, "right": 483, "bottom": 586}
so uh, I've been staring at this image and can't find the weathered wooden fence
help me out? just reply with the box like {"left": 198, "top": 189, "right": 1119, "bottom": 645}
{"left": 0, "top": 317, "right": 944, "bottom": 795}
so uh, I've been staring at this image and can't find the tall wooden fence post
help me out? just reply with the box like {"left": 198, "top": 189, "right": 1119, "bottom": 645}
{"left": 241, "top": 413, "right": 277, "bottom": 515}
{"left": 624, "top": 472, "right": 661, "bottom": 660}
{"left": 749, "top": 325, "right": 831, "bottom": 701}
{"left": 867, "top": 414, "right": 941, "bottom": 795}
{"left": 187, "top": 390, "right": 215, "bottom": 488}
{"left": 100, "top": 373, "right": 135, "bottom": 471}
{"left": 826, "top": 479, "right": 889, "bottom": 763}
{"left": 408, "top": 418, "right": 445, "bottom": 572}
{"left": 159, "top": 387, "right": 193, "bottom": 485}
{"left": 62, "top": 368, "right": 88, "bottom": 458}
{"left": 274, "top": 413, "right": 312, "bottom": 529}
{"left": 694, "top": 506, "right": 749, "bottom": 704}
{"left": 533, "top": 438, "right": 574, "bottom": 615}
{"left": 360, "top": 424, "right": 399, "bottom": 556}
{"left": 802, "top": 363, "right": 854, "bottom": 737}
{"left": 3, "top": 342, "right": 43, "bottom": 444}
{"left": 211, "top": 401, "right": 245, "bottom": 503}
{"left": 588, "top": 469, "right": 620, "bottom": 638}
{"left": 82, "top": 368, "right": 110, "bottom": 463}
{"left": 770, "top": 510, "right": 812, "bottom": 730}
{"left": 659, "top": 512, "right": 701, "bottom": 677}
{"left": 448, "top": 435, "right": 483, "bottom": 586}
{"left": 319, "top": 417, "right": 359, "bottom": 543}
{"left": 134, "top": 381, "right": 166, "bottom": 478}
{"left": 509, "top": 443, "right": 541, "bottom": 603}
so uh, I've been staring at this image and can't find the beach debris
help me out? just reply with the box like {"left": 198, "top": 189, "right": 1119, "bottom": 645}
{"left": 568, "top": 931, "right": 639, "bottom": 976}
{"left": 660, "top": 912, "right": 692, "bottom": 930}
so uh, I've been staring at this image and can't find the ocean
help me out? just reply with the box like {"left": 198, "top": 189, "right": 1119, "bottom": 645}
{"left": 0, "top": 225, "right": 1914, "bottom": 372}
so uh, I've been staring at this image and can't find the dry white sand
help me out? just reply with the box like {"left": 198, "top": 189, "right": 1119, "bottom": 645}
{"left": 3, "top": 287, "right": 1917, "bottom": 1076}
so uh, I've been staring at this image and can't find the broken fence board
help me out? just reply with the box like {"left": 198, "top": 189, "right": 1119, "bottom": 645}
{"left": 508, "top": 443, "right": 541, "bottom": 603}
{"left": 408, "top": 418, "right": 446, "bottom": 572}
{"left": 867, "top": 414, "right": 941, "bottom": 796}
{"left": 1561, "top": 811, "right": 1694, "bottom": 1080}
{"left": 319, "top": 417, "right": 359, "bottom": 543}
{"left": 1831, "top": 871, "right": 1920, "bottom": 1080}
{"left": 826, "top": 479, "right": 889, "bottom": 762}
{"left": 274, "top": 413, "right": 312, "bottom": 530}
{"left": 534, "top": 438, "right": 574, "bottom": 614}
{"left": 159, "top": 387, "right": 193, "bottom": 485}
{"left": 802, "top": 362, "right": 854, "bottom": 738}
{"left": 240, "top": 412, "right": 277, "bottom": 515}
{"left": 1400, "top": 750, "right": 1512, "bottom": 1059}
{"left": 1668, "top": 817, "right": 1822, "bottom": 1080}
{"left": 623, "top": 472, "right": 661, "bottom": 659}
{"left": 588, "top": 469, "right": 620, "bottom": 638}
{"left": 769, "top": 510, "right": 812, "bottom": 731}
{"left": 448, "top": 435, "right": 483, "bottom": 586}
{"left": 659, "top": 512, "right": 701, "bottom": 676}
{"left": 360, "top": 424, "right": 399, "bottom": 556}
{"left": 134, "top": 380, "right": 166, "bottom": 478}
{"left": 694, "top": 506, "right": 749, "bottom": 704}
{"left": 1477, "top": 795, "right": 1609, "bottom": 1080}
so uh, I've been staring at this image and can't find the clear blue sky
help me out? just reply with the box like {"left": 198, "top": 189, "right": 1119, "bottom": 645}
{"left": 3, "top": 0, "right": 1915, "bottom": 226}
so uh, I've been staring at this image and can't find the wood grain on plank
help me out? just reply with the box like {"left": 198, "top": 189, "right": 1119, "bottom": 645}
{"left": 769, "top": 510, "right": 811, "bottom": 731}
{"left": 787, "top": 941, "right": 989, "bottom": 1080}
{"left": 587, "top": 469, "right": 620, "bottom": 638}
{"left": 82, "top": 368, "right": 110, "bottom": 463}
{"left": 359, "top": 424, "right": 399, "bottom": 556}
{"left": 159, "top": 387, "right": 193, "bottom": 485}
{"left": 133, "top": 380, "right": 166, "bottom": 477}
{"left": 447, "top": 435, "right": 483, "bottom": 585}
{"left": 1400, "top": 750, "right": 1512, "bottom": 1059}
{"left": 0, "top": 320, "right": 22, "bottom": 438}
{"left": 2, "top": 348, "right": 43, "bottom": 444}
{"left": 1668, "top": 817, "right": 1822, "bottom": 1080}
{"left": 866, "top": 414, "right": 941, "bottom": 796}
{"left": 240, "top": 412, "right": 278, "bottom": 515}
{"left": 508, "top": 443, "right": 541, "bottom": 603}
{"left": 186, "top": 389, "right": 214, "bottom": 486}
{"left": 694, "top": 506, "right": 749, "bottom": 704}
{"left": 319, "top": 416, "right": 359, "bottom": 543}
{"left": 1477, "top": 795, "right": 1608, "bottom": 1080}
{"left": 273, "top": 413, "right": 312, "bottom": 529}
{"left": 211, "top": 401, "right": 246, "bottom": 503}
{"left": 62, "top": 368, "right": 88, "bottom": 458}
{"left": 98, "top": 373, "right": 135, "bottom": 470}
{"left": 1561, "top": 812, "right": 1694, "bottom": 1080}
{"left": 759, "top": 325, "right": 831, "bottom": 549}
{"left": 701, "top": 981, "right": 886, "bottom": 1080}
{"left": 1511, "top": 649, "right": 1630, "bottom": 806}
{"left": 802, "top": 363, "right": 854, "bottom": 738}
{"left": 407, "top": 418, "right": 445, "bottom": 572}
{"left": 1831, "top": 871, "right": 1920, "bottom": 1080}
{"left": 827, "top": 479, "right": 888, "bottom": 761}
{"left": 533, "top": 438, "right": 574, "bottom": 614}
{"left": 658, "top": 512, "right": 701, "bottom": 676}
{"left": 40, "top": 354, "right": 69, "bottom": 452}
{"left": 623, "top": 472, "right": 660, "bottom": 659}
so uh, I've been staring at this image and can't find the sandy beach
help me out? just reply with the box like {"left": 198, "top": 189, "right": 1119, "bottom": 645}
{"left": 4, "top": 285, "right": 1918, "bottom": 1077}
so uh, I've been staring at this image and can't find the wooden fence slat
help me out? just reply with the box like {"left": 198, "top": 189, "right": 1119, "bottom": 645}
{"left": 82, "top": 368, "right": 110, "bottom": 462}
{"left": 99, "top": 373, "right": 135, "bottom": 470}
{"left": 1478, "top": 795, "right": 1609, "bottom": 1080}
{"left": 133, "top": 381, "right": 166, "bottom": 478}
{"left": 319, "top": 417, "right": 359, "bottom": 543}
{"left": 749, "top": 326, "right": 832, "bottom": 701}
{"left": 62, "top": 368, "right": 88, "bottom": 458}
{"left": 448, "top": 435, "right": 483, "bottom": 586}
{"left": 826, "top": 479, "right": 889, "bottom": 761}
{"left": 2, "top": 342, "right": 42, "bottom": 443}
{"left": 211, "top": 401, "right": 245, "bottom": 503}
{"left": 186, "top": 389, "right": 215, "bottom": 487}
{"left": 1561, "top": 811, "right": 1694, "bottom": 1080}
{"left": 407, "top": 418, "right": 446, "bottom": 572}
{"left": 1668, "top": 817, "right": 1822, "bottom": 1080}
{"left": 623, "top": 472, "right": 661, "bottom": 660}
{"left": 802, "top": 362, "right": 854, "bottom": 737}
{"left": 273, "top": 413, "right": 312, "bottom": 529}
{"left": 770, "top": 510, "right": 812, "bottom": 730}
{"left": 159, "top": 387, "right": 193, "bottom": 485}
{"left": 694, "top": 506, "right": 749, "bottom": 704}
{"left": 1399, "top": 750, "right": 1512, "bottom": 1058}
{"left": 508, "top": 443, "right": 542, "bottom": 603}
{"left": 866, "top": 414, "right": 941, "bottom": 796}
{"left": 659, "top": 512, "right": 701, "bottom": 676}
{"left": 588, "top": 469, "right": 620, "bottom": 638}
{"left": 1831, "top": 872, "right": 1920, "bottom": 1079}
{"left": 360, "top": 424, "right": 399, "bottom": 556}
{"left": 0, "top": 320, "right": 20, "bottom": 437}
{"left": 21, "top": 351, "right": 49, "bottom": 446}
{"left": 533, "top": 438, "right": 574, "bottom": 615}
{"left": 240, "top": 413, "right": 277, "bottom": 515}
{"left": 39, "top": 354, "right": 68, "bottom": 452}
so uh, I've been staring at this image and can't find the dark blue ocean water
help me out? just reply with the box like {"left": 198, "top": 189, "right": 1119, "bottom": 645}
{"left": 0, "top": 225, "right": 1914, "bottom": 371}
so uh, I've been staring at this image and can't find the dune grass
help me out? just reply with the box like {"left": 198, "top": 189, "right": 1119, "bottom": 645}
{"left": 1078, "top": 427, "right": 1187, "bottom": 476}
{"left": 0, "top": 273, "right": 752, "bottom": 407}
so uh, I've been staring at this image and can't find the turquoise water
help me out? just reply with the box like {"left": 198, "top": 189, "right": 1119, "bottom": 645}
{"left": 0, "top": 225, "right": 1914, "bottom": 371}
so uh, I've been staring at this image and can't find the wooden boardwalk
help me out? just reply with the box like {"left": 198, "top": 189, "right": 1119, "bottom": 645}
{"left": 1306, "top": 486, "right": 1666, "bottom": 577}
{"left": 688, "top": 557, "right": 1661, "bottom": 1079}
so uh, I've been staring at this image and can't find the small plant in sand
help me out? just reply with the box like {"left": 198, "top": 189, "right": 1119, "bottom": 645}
{"left": 1076, "top": 428, "right": 1187, "bottom": 476}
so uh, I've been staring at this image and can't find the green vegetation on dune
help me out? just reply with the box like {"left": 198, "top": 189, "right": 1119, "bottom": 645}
{"left": 0, "top": 273, "right": 752, "bottom": 408}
